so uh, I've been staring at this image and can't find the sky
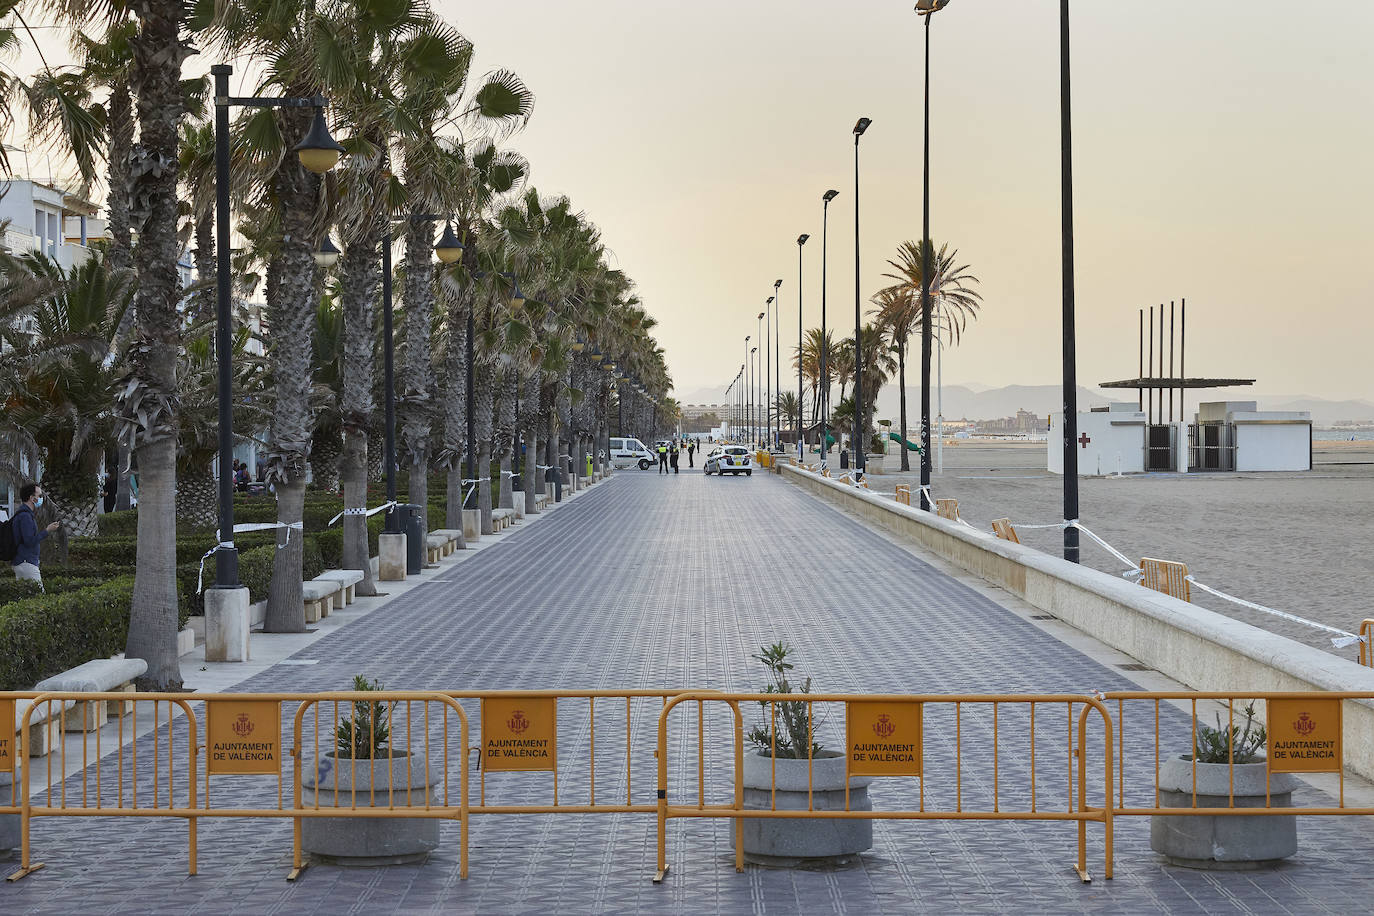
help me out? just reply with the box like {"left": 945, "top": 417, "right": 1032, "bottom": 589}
{"left": 431, "top": 0, "right": 1374, "bottom": 401}
{"left": 8, "top": 1, "right": 1374, "bottom": 402}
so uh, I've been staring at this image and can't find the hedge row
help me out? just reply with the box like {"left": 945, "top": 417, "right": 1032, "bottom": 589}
{"left": 0, "top": 577, "right": 136, "bottom": 690}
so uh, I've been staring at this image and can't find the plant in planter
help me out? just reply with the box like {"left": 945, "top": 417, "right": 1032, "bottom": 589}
{"left": 1150, "top": 701, "right": 1298, "bottom": 869}
{"left": 300, "top": 676, "right": 442, "bottom": 865}
{"left": 736, "top": 643, "right": 873, "bottom": 866}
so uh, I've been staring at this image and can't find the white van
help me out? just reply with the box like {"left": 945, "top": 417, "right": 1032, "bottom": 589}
{"left": 609, "top": 437, "right": 656, "bottom": 470}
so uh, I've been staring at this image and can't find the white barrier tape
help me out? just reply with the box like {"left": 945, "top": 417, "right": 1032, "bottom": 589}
{"left": 1068, "top": 522, "right": 1141, "bottom": 577}
{"left": 462, "top": 477, "right": 490, "bottom": 485}
{"left": 500, "top": 470, "right": 515, "bottom": 477}
{"left": 1183, "top": 576, "right": 1362, "bottom": 647}
{"left": 196, "top": 541, "right": 235, "bottom": 594}
{"left": 328, "top": 501, "right": 397, "bottom": 526}
{"left": 919, "top": 486, "right": 935, "bottom": 512}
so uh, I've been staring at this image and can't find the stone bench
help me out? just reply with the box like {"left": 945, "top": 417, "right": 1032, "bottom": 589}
{"left": 431, "top": 529, "right": 462, "bottom": 555}
{"left": 315, "top": 570, "right": 364, "bottom": 605}
{"left": 425, "top": 533, "right": 452, "bottom": 564}
{"left": 12, "top": 698, "right": 74, "bottom": 757}
{"left": 533, "top": 492, "right": 550, "bottom": 511}
{"left": 302, "top": 580, "right": 341, "bottom": 623}
{"left": 491, "top": 508, "right": 514, "bottom": 530}
{"left": 34, "top": 657, "right": 148, "bottom": 732}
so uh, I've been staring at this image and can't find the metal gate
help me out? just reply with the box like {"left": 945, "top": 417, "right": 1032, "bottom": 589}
{"left": 1187, "top": 422, "right": 1234, "bottom": 471}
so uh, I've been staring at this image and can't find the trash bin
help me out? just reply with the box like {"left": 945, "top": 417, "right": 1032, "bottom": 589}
{"left": 840, "top": 449, "right": 850, "bottom": 470}
{"left": 395, "top": 503, "right": 424, "bottom": 574}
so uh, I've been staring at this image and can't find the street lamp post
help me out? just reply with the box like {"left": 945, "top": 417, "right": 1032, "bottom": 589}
{"left": 756, "top": 312, "right": 765, "bottom": 447}
{"left": 796, "top": 234, "right": 809, "bottom": 461}
{"left": 820, "top": 189, "right": 838, "bottom": 466}
{"left": 744, "top": 335, "right": 751, "bottom": 444}
{"left": 773, "top": 278, "right": 782, "bottom": 450}
{"left": 1060, "top": 0, "right": 1081, "bottom": 562}
{"left": 751, "top": 346, "right": 759, "bottom": 446}
{"left": 852, "top": 117, "right": 872, "bottom": 474}
{"left": 211, "top": 64, "right": 342, "bottom": 589}
{"left": 764, "top": 297, "right": 773, "bottom": 451}
{"left": 916, "top": 0, "right": 949, "bottom": 511}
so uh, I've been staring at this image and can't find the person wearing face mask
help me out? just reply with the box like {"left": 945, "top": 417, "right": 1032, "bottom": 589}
{"left": 11, "top": 483, "right": 60, "bottom": 585}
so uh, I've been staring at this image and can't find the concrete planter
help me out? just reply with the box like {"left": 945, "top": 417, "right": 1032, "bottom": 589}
{"left": 864, "top": 453, "right": 886, "bottom": 475}
{"left": 733, "top": 751, "right": 873, "bottom": 866}
{"left": 1150, "top": 756, "right": 1299, "bottom": 869}
{"left": 300, "top": 751, "right": 441, "bottom": 865}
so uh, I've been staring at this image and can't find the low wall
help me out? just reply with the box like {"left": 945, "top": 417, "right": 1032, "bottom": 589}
{"left": 781, "top": 463, "right": 1374, "bottom": 779}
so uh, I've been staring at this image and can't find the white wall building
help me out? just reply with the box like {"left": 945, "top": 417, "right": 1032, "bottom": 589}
{"left": 1048, "top": 402, "right": 1147, "bottom": 476}
{"left": 0, "top": 179, "right": 101, "bottom": 269}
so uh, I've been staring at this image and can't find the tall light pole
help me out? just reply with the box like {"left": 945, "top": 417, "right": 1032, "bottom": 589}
{"left": 796, "top": 235, "right": 809, "bottom": 460}
{"left": 744, "top": 336, "right": 751, "bottom": 444}
{"left": 756, "top": 311, "right": 765, "bottom": 446}
{"left": 211, "top": 64, "right": 342, "bottom": 589}
{"left": 1060, "top": 0, "right": 1081, "bottom": 563}
{"left": 751, "top": 346, "right": 759, "bottom": 445}
{"left": 820, "top": 190, "right": 838, "bottom": 466}
{"left": 773, "top": 278, "right": 782, "bottom": 449}
{"left": 764, "top": 298, "right": 773, "bottom": 450}
{"left": 852, "top": 116, "right": 872, "bottom": 474}
{"left": 916, "top": 0, "right": 949, "bottom": 512}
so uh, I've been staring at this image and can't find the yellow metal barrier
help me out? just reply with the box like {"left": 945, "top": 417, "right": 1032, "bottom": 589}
{"left": 1101, "top": 691, "right": 1373, "bottom": 821}
{"left": 1139, "top": 558, "right": 1190, "bottom": 602}
{"left": 936, "top": 498, "right": 959, "bottom": 520}
{"left": 654, "top": 692, "right": 1114, "bottom": 884}
{"left": 992, "top": 518, "right": 1020, "bottom": 543}
{"left": 3, "top": 688, "right": 698, "bottom": 883}
{"left": 1360, "top": 620, "right": 1374, "bottom": 667}
{"left": 895, "top": 485, "right": 911, "bottom": 506}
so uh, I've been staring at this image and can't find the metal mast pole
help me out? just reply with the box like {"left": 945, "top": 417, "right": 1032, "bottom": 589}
{"left": 1060, "top": 0, "right": 1081, "bottom": 562}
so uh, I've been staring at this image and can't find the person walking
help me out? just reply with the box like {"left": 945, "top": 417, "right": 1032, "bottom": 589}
{"left": 687, "top": 441, "right": 695, "bottom": 468}
{"left": 657, "top": 441, "right": 669, "bottom": 474}
{"left": 10, "top": 483, "right": 59, "bottom": 586}
{"left": 670, "top": 442, "right": 680, "bottom": 475}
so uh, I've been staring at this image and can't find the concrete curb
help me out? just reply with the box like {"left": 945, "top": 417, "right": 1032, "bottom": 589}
{"left": 780, "top": 463, "right": 1374, "bottom": 779}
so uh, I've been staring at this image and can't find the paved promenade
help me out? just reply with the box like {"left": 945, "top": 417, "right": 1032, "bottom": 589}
{"left": 7, "top": 468, "right": 1374, "bottom": 913}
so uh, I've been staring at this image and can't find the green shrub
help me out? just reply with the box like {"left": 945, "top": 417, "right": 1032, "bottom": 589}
{"left": 97, "top": 510, "right": 140, "bottom": 537}
{"left": 0, "top": 577, "right": 136, "bottom": 690}
{"left": 0, "top": 577, "right": 44, "bottom": 604}
{"left": 316, "top": 528, "right": 343, "bottom": 569}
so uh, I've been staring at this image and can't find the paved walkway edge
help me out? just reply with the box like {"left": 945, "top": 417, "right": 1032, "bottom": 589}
{"left": 780, "top": 463, "right": 1374, "bottom": 779}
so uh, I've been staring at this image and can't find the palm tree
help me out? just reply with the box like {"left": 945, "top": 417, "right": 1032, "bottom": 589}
{"left": 107, "top": 0, "right": 191, "bottom": 689}
{"left": 0, "top": 253, "right": 132, "bottom": 540}
{"left": 831, "top": 344, "right": 854, "bottom": 407}
{"left": 851, "top": 323, "right": 896, "bottom": 450}
{"left": 775, "top": 390, "right": 803, "bottom": 444}
{"left": 878, "top": 239, "right": 983, "bottom": 469}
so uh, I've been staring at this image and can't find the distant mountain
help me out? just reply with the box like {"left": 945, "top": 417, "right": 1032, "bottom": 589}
{"left": 674, "top": 381, "right": 1373, "bottom": 427}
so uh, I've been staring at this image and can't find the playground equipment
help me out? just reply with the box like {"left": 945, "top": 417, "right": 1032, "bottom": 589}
{"left": 887, "top": 432, "right": 924, "bottom": 453}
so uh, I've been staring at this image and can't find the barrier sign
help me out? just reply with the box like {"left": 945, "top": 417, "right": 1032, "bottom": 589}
{"left": 846, "top": 701, "right": 922, "bottom": 777}
{"left": 0, "top": 698, "right": 12, "bottom": 773}
{"left": 482, "top": 697, "right": 556, "bottom": 771}
{"left": 1268, "top": 698, "right": 1342, "bottom": 773}
{"left": 207, "top": 700, "right": 280, "bottom": 775}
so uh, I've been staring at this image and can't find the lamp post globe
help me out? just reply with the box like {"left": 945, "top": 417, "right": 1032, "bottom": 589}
{"left": 314, "top": 235, "right": 341, "bottom": 269}
{"left": 294, "top": 107, "right": 346, "bottom": 174}
{"left": 434, "top": 222, "right": 464, "bottom": 264}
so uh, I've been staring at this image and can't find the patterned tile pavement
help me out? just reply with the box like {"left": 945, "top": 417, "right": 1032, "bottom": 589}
{"left": 5, "top": 468, "right": 1374, "bottom": 913}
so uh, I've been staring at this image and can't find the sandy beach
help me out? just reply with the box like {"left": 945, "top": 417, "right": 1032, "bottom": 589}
{"left": 829, "top": 439, "right": 1374, "bottom": 660}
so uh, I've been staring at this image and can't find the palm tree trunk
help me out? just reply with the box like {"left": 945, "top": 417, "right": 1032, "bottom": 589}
{"left": 400, "top": 215, "right": 435, "bottom": 549}
{"left": 106, "top": 81, "right": 133, "bottom": 275}
{"left": 340, "top": 428, "right": 377, "bottom": 596}
{"left": 262, "top": 107, "right": 320, "bottom": 634}
{"left": 523, "top": 398, "right": 539, "bottom": 514}
{"left": 175, "top": 462, "right": 218, "bottom": 530}
{"left": 115, "top": 443, "right": 134, "bottom": 511}
{"left": 474, "top": 360, "right": 494, "bottom": 534}
{"left": 122, "top": 0, "right": 188, "bottom": 691}
{"left": 898, "top": 340, "right": 910, "bottom": 472}
{"left": 125, "top": 435, "right": 181, "bottom": 689}
{"left": 496, "top": 365, "right": 516, "bottom": 510}
{"left": 440, "top": 290, "right": 469, "bottom": 537}
{"left": 193, "top": 211, "right": 213, "bottom": 323}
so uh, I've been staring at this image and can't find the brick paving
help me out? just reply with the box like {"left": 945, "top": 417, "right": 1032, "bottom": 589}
{"left": 5, "top": 468, "right": 1374, "bottom": 913}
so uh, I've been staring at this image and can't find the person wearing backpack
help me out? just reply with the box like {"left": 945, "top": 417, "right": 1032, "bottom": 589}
{"left": 7, "top": 483, "right": 59, "bottom": 584}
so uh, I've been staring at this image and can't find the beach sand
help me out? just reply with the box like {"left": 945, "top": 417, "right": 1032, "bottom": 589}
{"left": 840, "top": 439, "right": 1374, "bottom": 660}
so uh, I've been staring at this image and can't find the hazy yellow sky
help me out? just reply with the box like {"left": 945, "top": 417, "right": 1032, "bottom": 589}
{"left": 9, "top": 1, "right": 1372, "bottom": 402}
{"left": 440, "top": 0, "right": 1374, "bottom": 400}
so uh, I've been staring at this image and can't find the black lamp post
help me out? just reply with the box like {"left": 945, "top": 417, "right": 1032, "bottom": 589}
{"left": 916, "top": 0, "right": 949, "bottom": 511}
{"left": 796, "top": 234, "right": 809, "bottom": 460}
{"left": 773, "top": 278, "right": 782, "bottom": 450}
{"left": 852, "top": 116, "right": 872, "bottom": 474}
{"left": 743, "top": 335, "right": 751, "bottom": 444}
{"left": 212, "top": 63, "right": 342, "bottom": 589}
{"left": 756, "top": 312, "right": 765, "bottom": 446}
{"left": 1060, "top": 0, "right": 1081, "bottom": 562}
{"left": 820, "top": 189, "right": 838, "bottom": 466}
{"left": 467, "top": 267, "right": 485, "bottom": 509}
{"left": 751, "top": 346, "right": 759, "bottom": 445}
{"left": 764, "top": 296, "right": 773, "bottom": 450}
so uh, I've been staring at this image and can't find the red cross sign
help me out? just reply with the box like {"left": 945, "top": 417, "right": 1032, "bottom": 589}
{"left": 1078, "top": 433, "right": 1091, "bottom": 449}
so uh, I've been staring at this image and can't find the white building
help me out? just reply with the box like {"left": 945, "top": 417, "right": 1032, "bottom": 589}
{"left": 0, "top": 179, "right": 102, "bottom": 268}
{"left": 1049, "top": 400, "right": 1311, "bottom": 475}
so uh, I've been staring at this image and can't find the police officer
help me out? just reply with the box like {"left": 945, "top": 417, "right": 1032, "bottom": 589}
{"left": 687, "top": 440, "right": 696, "bottom": 468}
{"left": 670, "top": 442, "right": 680, "bottom": 474}
{"left": 657, "top": 441, "right": 669, "bottom": 474}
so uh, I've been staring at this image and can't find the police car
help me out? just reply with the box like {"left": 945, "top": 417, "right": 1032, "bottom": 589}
{"left": 704, "top": 445, "right": 753, "bottom": 476}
